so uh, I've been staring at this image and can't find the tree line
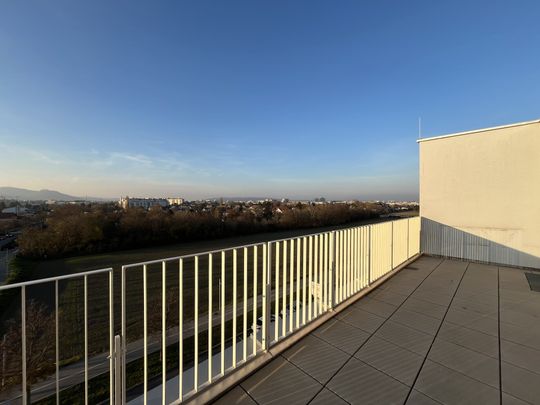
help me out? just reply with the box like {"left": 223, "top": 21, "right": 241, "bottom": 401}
{"left": 17, "top": 202, "right": 386, "bottom": 259}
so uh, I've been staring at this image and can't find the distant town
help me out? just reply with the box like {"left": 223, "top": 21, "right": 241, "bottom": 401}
{"left": 1, "top": 194, "right": 418, "bottom": 232}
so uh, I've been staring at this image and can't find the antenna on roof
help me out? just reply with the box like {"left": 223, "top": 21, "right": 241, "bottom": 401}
{"left": 418, "top": 117, "right": 422, "bottom": 139}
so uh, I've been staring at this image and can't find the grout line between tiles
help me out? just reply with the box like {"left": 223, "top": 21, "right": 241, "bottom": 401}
{"left": 403, "top": 261, "right": 470, "bottom": 404}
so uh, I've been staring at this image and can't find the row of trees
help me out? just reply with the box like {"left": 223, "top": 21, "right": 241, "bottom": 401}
{"left": 17, "top": 202, "right": 385, "bottom": 259}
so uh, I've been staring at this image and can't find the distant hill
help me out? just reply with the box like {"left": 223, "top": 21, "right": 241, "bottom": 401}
{"left": 0, "top": 187, "right": 111, "bottom": 202}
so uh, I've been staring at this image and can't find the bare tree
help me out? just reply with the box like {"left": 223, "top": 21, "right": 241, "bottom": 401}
{"left": 0, "top": 300, "right": 55, "bottom": 401}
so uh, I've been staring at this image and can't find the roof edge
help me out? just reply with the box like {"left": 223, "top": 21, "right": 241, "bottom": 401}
{"left": 416, "top": 118, "right": 540, "bottom": 143}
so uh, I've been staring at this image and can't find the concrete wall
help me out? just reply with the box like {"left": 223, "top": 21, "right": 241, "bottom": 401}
{"left": 419, "top": 120, "right": 540, "bottom": 268}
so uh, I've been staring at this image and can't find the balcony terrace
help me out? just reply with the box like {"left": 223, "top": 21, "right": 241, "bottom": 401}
{"left": 213, "top": 256, "right": 540, "bottom": 405}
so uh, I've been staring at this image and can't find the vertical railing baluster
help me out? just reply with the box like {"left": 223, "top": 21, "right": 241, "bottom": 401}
{"left": 109, "top": 270, "right": 114, "bottom": 405}
{"left": 308, "top": 236, "right": 313, "bottom": 321}
{"left": 243, "top": 248, "right": 248, "bottom": 362}
{"left": 319, "top": 235, "right": 323, "bottom": 314}
{"left": 162, "top": 261, "right": 167, "bottom": 404}
{"left": 368, "top": 226, "right": 372, "bottom": 285}
{"left": 355, "top": 228, "right": 359, "bottom": 293}
{"left": 220, "top": 252, "right": 225, "bottom": 375}
{"left": 274, "top": 242, "right": 279, "bottom": 342}
{"left": 232, "top": 249, "right": 237, "bottom": 367}
{"left": 252, "top": 246, "right": 258, "bottom": 356}
{"left": 263, "top": 243, "right": 270, "bottom": 350}
{"left": 391, "top": 221, "right": 394, "bottom": 269}
{"left": 331, "top": 231, "right": 335, "bottom": 309}
{"left": 21, "top": 286, "right": 26, "bottom": 405}
{"left": 340, "top": 231, "right": 344, "bottom": 302}
{"left": 289, "top": 240, "right": 294, "bottom": 332}
{"left": 84, "top": 275, "right": 88, "bottom": 405}
{"left": 335, "top": 232, "right": 340, "bottom": 304}
{"left": 179, "top": 258, "right": 183, "bottom": 400}
{"left": 143, "top": 265, "right": 148, "bottom": 402}
{"left": 302, "top": 237, "right": 307, "bottom": 325}
{"left": 282, "top": 240, "right": 287, "bottom": 337}
{"left": 55, "top": 280, "right": 60, "bottom": 405}
{"left": 324, "top": 233, "right": 329, "bottom": 311}
{"left": 296, "top": 238, "right": 300, "bottom": 329}
{"left": 121, "top": 266, "right": 126, "bottom": 403}
{"left": 407, "top": 218, "right": 410, "bottom": 258}
{"left": 194, "top": 256, "right": 199, "bottom": 391}
{"left": 314, "top": 235, "right": 319, "bottom": 316}
{"left": 208, "top": 253, "right": 213, "bottom": 383}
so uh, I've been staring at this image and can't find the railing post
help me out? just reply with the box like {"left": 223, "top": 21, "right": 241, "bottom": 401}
{"left": 264, "top": 242, "right": 272, "bottom": 350}
{"left": 114, "top": 335, "right": 122, "bottom": 405}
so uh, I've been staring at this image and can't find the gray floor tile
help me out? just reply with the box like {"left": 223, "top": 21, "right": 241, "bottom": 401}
{"left": 428, "top": 338, "right": 499, "bottom": 388}
{"left": 355, "top": 336, "right": 424, "bottom": 386}
{"left": 327, "top": 357, "right": 409, "bottom": 405}
{"left": 501, "top": 338, "right": 540, "bottom": 374}
{"left": 390, "top": 308, "right": 441, "bottom": 335}
{"left": 312, "top": 319, "right": 370, "bottom": 355}
{"left": 444, "top": 307, "right": 498, "bottom": 336}
{"left": 500, "top": 307, "right": 540, "bottom": 330}
{"left": 414, "top": 360, "right": 499, "bottom": 405}
{"left": 406, "top": 390, "right": 442, "bottom": 405}
{"left": 310, "top": 388, "right": 348, "bottom": 405}
{"left": 368, "top": 289, "right": 410, "bottom": 306}
{"left": 410, "top": 291, "right": 453, "bottom": 307}
{"left": 437, "top": 322, "right": 499, "bottom": 358}
{"left": 241, "top": 356, "right": 322, "bottom": 405}
{"left": 350, "top": 296, "right": 398, "bottom": 317}
{"left": 501, "top": 361, "right": 540, "bottom": 405}
{"left": 282, "top": 334, "right": 349, "bottom": 384}
{"left": 375, "top": 320, "right": 434, "bottom": 355}
{"left": 452, "top": 297, "right": 498, "bottom": 316}
{"left": 500, "top": 321, "right": 540, "bottom": 351}
{"left": 401, "top": 297, "right": 447, "bottom": 320}
{"left": 501, "top": 392, "right": 530, "bottom": 405}
{"left": 213, "top": 386, "right": 257, "bottom": 405}
{"left": 336, "top": 306, "right": 386, "bottom": 333}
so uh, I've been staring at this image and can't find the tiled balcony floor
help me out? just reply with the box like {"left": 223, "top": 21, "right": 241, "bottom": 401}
{"left": 213, "top": 256, "right": 540, "bottom": 405}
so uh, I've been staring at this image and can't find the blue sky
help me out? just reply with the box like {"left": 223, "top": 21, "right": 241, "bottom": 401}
{"left": 1, "top": 1, "right": 540, "bottom": 200}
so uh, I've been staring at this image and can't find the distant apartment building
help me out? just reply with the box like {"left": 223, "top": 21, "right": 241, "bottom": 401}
{"left": 419, "top": 119, "right": 540, "bottom": 268}
{"left": 119, "top": 196, "right": 169, "bottom": 210}
{"left": 167, "top": 197, "right": 184, "bottom": 205}
{"left": 1, "top": 206, "right": 33, "bottom": 216}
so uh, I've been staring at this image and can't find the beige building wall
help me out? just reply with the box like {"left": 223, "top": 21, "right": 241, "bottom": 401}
{"left": 419, "top": 120, "right": 540, "bottom": 268}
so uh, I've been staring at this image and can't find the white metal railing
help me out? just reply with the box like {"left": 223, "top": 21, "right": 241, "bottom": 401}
{"left": 121, "top": 216, "right": 419, "bottom": 404}
{"left": 0, "top": 267, "right": 114, "bottom": 405}
{"left": 0, "top": 216, "right": 420, "bottom": 405}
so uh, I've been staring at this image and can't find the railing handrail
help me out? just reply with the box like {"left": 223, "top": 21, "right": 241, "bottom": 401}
{"left": 122, "top": 217, "right": 414, "bottom": 270}
{"left": 0, "top": 266, "right": 113, "bottom": 291}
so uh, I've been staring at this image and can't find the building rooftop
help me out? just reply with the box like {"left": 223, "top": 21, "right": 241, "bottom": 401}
{"left": 416, "top": 118, "right": 540, "bottom": 143}
{"left": 214, "top": 255, "right": 540, "bottom": 405}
